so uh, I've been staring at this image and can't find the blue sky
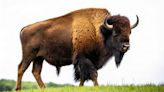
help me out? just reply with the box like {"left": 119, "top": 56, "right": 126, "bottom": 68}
{"left": 0, "top": 0, "right": 164, "bottom": 85}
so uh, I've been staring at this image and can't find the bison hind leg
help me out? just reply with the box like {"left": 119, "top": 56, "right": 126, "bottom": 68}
{"left": 73, "top": 57, "right": 98, "bottom": 86}
{"left": 16, "top": 51, "right": 37, "bottom": 90}
{"left": 32, "top": 56, "right": 45, "bottom": 88}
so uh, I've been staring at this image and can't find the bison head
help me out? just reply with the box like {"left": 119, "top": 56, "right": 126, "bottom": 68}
{"left": 102, "top": 15, "right": 139, "bottom": 67}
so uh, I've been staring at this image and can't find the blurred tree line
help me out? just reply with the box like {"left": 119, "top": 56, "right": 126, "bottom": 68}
{"left": 0, "top": 79, "right": 15, "bottom": 91}
{"left": 0, "top": 79, "right": 73, "bottom": 91}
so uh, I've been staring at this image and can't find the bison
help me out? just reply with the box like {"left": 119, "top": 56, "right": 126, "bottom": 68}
{"left": 15, "top": 8, "right": 139, "bottom": 90}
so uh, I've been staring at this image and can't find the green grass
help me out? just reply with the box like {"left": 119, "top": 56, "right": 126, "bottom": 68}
{"left": 1, "top": 79, "right": 163, "bottom": 92}
{"left": 15, "top": 85, "right": 164, "bottom": 92}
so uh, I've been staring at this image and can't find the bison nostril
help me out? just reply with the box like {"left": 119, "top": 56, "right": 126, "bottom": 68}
{"left": 122, "top": 43, "right": 130, "bottom": 51}
{"left": 123, "top": 44, "right": 130, "bottom": 48}
{"left": 122, "top": 42, "right": 130, "bottom": 47}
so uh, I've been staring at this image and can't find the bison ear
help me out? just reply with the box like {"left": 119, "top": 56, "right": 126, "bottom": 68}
{"left": 114, "top": 51, "right": 124, "bottom": 67}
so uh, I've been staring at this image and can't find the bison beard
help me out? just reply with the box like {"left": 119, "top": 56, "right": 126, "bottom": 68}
{"left": 74, "top": 57, "right": 97, "bottom": 81}
{"left": 101, "top": 25, "right": 125, "bottom": 68}
{"left": 114, "top": 51, "right": 124, "bottom": 67}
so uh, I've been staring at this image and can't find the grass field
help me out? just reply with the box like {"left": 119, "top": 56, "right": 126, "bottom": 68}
{"left": 1, "top": 79, "right": 164, "bottom": 92}
{"left": 15, "top": 85, "right": 164, "bottom": 92}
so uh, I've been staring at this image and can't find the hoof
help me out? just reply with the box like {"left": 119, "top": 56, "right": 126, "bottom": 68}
{"left": 15, "top": 87, "right": 21, "bottom": 91}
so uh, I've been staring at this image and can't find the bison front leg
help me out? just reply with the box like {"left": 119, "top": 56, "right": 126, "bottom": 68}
{"left": 92, "top": 78, "right": 99, "bottom": 86}
{"left": 32, "top": 57, "right": 46, "bottom": 88}
{"left": 79, "top": 79, "right": 85, "bottom": 86}
{"left": 74, "top": 56, "right": 98, "bottom": 86}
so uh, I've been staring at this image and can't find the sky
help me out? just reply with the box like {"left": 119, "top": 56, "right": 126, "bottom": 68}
{"left": 0, "top": 0, "right": 164, "bottom": 86}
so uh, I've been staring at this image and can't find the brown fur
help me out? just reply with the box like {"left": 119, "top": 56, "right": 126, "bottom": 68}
{"left": 16, "top": 8, "right": 138, "bottom": 90}
{"left": 16, "top": 8, "right": 110, "bottom": 90}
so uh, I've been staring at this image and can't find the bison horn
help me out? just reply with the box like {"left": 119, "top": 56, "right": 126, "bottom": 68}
{"left": 131, "top": 15, "right": 139, "bottom": 29}
{"left": 104, "top": 15, "right": 113, "bottom": 30}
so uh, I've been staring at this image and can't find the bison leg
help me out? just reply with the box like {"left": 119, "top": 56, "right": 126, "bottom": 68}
{"left": 15, "top": 47, "right": 38, "bottom": 91}
{"left": 79, "top": 80, "right": 85, "bottom": 86}
{"left": 74, "top": 56, "right": 98, "bottom": 86}
{"left": 92, "top": 78, "right": 99, "bottom": 86}
{"left": 15, "top": 62, "right": 24, "bottom": 91}
{"left": 15, "top": 56, "right": 34, "bottom": 90}
{"left": 32, "top": 56, "right": 45, "bottom": 88}
{"left": 90, "top": 69, "right": 99, "bottom": 86}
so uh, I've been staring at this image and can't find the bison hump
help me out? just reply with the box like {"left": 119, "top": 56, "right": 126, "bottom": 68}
{"left": 72, "top": 18, "right": 98, "bottom": 54}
